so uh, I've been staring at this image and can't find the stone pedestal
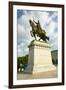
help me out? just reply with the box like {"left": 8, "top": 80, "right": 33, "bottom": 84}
{"left": 24, "top": 40, "right": 56, "bottom": 74}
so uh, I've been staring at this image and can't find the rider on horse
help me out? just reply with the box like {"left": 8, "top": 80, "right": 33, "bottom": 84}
{"left": 33, "top": 20, "right": 46, "bottom": 35}
{"left": 29, "top": 19, "right": 49, "bottom": 42}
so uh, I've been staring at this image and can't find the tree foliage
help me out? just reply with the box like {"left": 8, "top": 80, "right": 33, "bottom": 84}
{"left": 52, "top": 59, "right": 58, "bottom": 66}
{"left": 17, "top": 55, "right": 28, "bottom": 72}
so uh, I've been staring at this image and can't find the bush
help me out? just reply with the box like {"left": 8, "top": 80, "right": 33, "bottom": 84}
{"left": 52, "top": 59, "right": 58, "bottom": 66}
{"left": 17, "top": 55, "right": 28, "bottom": 72}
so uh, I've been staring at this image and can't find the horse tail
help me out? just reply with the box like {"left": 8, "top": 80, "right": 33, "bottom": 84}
{"left": 46, "top": 36, "right": 49, "bottom": 41}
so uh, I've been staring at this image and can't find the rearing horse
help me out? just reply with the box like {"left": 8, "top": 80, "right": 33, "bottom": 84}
{"left": 29, "top": 19, "right": 49, "bottom": 42}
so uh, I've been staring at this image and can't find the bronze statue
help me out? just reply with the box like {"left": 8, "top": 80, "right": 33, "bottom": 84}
{"left": 29, "top": 19, "right": 49, "bottom": 42}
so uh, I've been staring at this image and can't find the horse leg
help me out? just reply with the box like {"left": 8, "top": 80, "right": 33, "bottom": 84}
{"left": 30, "top": 31, "right": 33, "bottom": 37}
{"left": 34, "top": 35, "right": 36, "bottom": 40}
{"left": 41, "top": 34, "right": 46, "bottom": 42}
{"left": 33, "top": 32, "right": 36, "bottom": 40}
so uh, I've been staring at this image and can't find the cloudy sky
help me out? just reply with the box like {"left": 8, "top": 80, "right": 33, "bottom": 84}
{"left": 17, "top": 9, "right": 58, "bottom": 57}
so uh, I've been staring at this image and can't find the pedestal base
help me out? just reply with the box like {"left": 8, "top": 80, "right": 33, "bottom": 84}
{"left": 24, "top": 40, "right": 56, "bottom": 74}
{"left": 24, "top": 64, "right": 56, "bottom": 74}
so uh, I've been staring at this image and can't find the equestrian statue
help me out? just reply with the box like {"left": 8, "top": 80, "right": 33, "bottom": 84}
{"left": 29, "top": 19, "right": 49, "bottom": 42}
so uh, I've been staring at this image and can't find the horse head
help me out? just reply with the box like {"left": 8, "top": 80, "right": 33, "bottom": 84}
{"left": 29, "top": 19, "right": 36, "bottom": 27}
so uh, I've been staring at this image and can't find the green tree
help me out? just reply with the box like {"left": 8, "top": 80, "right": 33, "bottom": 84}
{"left": 17, "top": 55, "right": 28, "bottom": 72}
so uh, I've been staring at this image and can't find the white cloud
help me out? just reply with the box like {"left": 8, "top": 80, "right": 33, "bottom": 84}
{"left": 17, "top": 10, "right": 58, "bottom": 56}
